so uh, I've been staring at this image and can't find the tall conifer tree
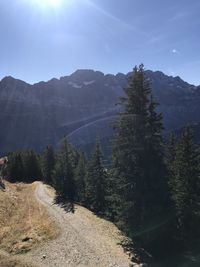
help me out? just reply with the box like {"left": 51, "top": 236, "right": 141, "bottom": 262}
{"left": 85, "top": 140, "right": 107, "bottom": 213}
{"left": 168, "top": 127, "right": 200, "bottom": 243}
{"left": 7, "top": 152, "right": 24, "bottom": 182}
{"left": 53, "top": 138, "right": 75, "bottom": 203}
{"left": 74, "top": 152, "right": 87, "bottom": 204}
{"left": 23, "top": 150, "right": 41, "bottom": 182}
{"left": 112, "top": 65, "right": 167, "bottom": 242}
{"left": 42, "top": 145, "right": 55, "bottom": 185}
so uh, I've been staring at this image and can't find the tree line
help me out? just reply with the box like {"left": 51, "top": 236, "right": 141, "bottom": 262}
{"left": 2, "top": 64, "right": 200, "bottom": 257}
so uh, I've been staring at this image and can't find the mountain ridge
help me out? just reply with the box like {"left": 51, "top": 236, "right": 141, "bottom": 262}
{"left": 1, "top": 69, "right": 198, "bottom": 88}
{"left": 0, "top": 69, "right": 200, "bottom": 156}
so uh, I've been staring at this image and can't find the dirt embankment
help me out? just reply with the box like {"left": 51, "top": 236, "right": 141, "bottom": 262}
{"left": 0, "top": 181, "right": 58, "bottom": 267}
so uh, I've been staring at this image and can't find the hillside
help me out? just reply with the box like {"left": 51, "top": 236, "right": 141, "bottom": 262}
{"left": 0, "top": 182, "right": 134, "bottom": 267}
{"left": 0, "top": 69, "right": 200, "bottom": 155}
{"left": 0, "top": 181, "right": 58, "bottom": 266}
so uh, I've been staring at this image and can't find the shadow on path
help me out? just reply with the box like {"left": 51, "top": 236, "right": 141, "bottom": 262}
{"left": 53, "top": 195, "right": 75, "bottom": 213}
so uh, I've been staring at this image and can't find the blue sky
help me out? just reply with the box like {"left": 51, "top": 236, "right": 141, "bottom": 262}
{"left": 0, "top": 0, "right": 200, "bottom": 84}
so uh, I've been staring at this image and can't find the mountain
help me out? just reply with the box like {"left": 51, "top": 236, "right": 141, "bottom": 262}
{"left": 0, "top": 69, "right": 200, "bottom": 156}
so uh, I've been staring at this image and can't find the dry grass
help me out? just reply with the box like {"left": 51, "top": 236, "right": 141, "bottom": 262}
{"left": 44, "top": 184, "right": 56, "bottom": 199}
{"left": 0, "top": 181, "right": 58, "bottom": 266}
{"left": 0, "top": 250, "right": 34, "bottom": 267}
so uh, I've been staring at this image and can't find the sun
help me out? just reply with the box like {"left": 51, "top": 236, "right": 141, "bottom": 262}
{"left": 31, "top": 0, "right": 62, "bottom": 9}
{"left": 44, "top": 0, "right": 61, "bottom": 7}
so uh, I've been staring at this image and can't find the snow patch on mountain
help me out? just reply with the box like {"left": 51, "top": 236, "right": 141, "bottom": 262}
{"left": 83, "top": 80, "right": 95, "bottom": 86}
{"left": 68, "top": 81, "right": 82, "bottom": 88}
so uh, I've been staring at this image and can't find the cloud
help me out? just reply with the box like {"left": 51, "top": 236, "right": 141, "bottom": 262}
{"left": 170, "top": 71, "right": 175, "bottom": 76}
{"left": 147, "top": 32, "right": 169, "bottom": 45}
{"left": 169, "top": 11, "right": 190, "bottom": 22}
{"left": 172, "top": 49, "right": 180, "bottom": 54}
{"left": 169, "top": 2, "right": 200, "bottom": 23}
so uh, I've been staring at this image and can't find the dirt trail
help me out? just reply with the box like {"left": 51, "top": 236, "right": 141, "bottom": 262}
{"left": 28, "top": 183, "right": 132, "bottom": 267}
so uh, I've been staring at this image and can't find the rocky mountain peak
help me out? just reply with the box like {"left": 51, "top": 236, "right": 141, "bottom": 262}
{"left": 0, "top": 69, "right": 200, "bottom": 156}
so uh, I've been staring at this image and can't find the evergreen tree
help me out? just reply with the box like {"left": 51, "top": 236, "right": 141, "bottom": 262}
{"left": 53, "top": 138, "right": 75, "bottom": 203}
{"left": 68, "top": 145, "right": 80, "bottom": 170}
{"left": 103, "top": 168, "right": 120, "bottom": 220}
{"left": 167, "top": 133, "right": 177, "bottom": 200}
{"left": 42, "top": 145, "right": 55, "bottom": 185}
{"left": 144, "top": 95, "right": 167, "bottom": 220}
{"left": 85, "top": 139, "right": 107, "bottom": 214}
{"left": 112, "top": 65, "right": 167, "bottom": 243}
{"left": 74, "top": 152, "right": 87, "bottom": 204}
{"left": 6, "top": 152, "right": 24, "bottom": 182}
{"left": 168, "top": 127, "right": 200, "bottom": 243}
{"left": 5, "top": 150, "right": 42, "bottom": 183}
{"left": 23, "top": 150, "right": 41, "bottom": 182}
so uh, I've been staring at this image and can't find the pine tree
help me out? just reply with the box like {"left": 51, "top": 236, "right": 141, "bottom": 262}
{"left": 103, "top": 168, "right": 120, "bottom": 220}
{"left": 68, "top": 145, "right": 80, "bottom": 170}
{"left": 144, "top": 95, "right": 167, "bottom": 220}
{"left": 74, "top": 152, "right": 87, "bottom": 204}
{"left": 6, "top": 152, "right": 24, "bottom": 182}
{"left": 42, "top": 145, "right": 55, "bottom": 185}
{"left": 85, "top": 139, "right": 107, "bottom": 214}
{"left": 23, "top": 150, "right": 41, "bottom": 182}
{"left": 53, "top": 138, "right": 75, "bottom": 203}
{"left": 5, "top": 150, "right": 42, "bottom": 183}
{"left": 168, "top": 127, "right": 200, "bottom": 243}
{"left": 111, "top": 65, "right": 167, "bottom": 243}
{"left": 167, "top": 133, "right": 177, "bottom": 199}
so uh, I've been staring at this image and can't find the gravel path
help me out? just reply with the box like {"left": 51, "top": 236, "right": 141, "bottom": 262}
{"left": 28, "top": 183, "right": 132, "bottom": 267}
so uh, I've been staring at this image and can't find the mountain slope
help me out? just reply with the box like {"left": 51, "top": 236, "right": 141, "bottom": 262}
{"left": 0, "top": 69, "right": 199, "bottom": 155}
{"left": 0, "top": 181, "right": 57, "bottom": 266}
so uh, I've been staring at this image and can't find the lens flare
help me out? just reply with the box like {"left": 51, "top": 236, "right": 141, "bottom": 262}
{"left": 31, "top": 0, "right": 62, "bottom": 9}
{"left": 45, "top": 0, "right": 61, "bottom": 7}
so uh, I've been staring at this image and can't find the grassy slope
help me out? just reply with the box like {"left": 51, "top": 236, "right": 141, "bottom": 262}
{"left": 0, "top": 181, "right": 58, "bottom": 267}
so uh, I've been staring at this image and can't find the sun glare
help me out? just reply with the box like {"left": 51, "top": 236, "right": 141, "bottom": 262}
{"left": 45, "top": 0, "right": 61, "bottom": 7}
{"left": 31, "top": 0, "right": 62, "bottom": 9}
